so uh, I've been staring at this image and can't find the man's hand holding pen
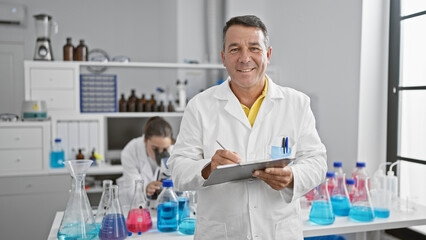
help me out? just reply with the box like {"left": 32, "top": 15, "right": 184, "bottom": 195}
{"left": 202, "top": 149, "right": 241, "bottom": 179}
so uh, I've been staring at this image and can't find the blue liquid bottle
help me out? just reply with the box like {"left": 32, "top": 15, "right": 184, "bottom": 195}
{"left": 309, "top": 180, "right": 335, "bottom": 225}
{"left": 157, "top": 179, "right": 178, "bottom": 232}
{"left": 330, "top": 173, "right": 351, "bottom": 216}
{"left": 349, "top": 176, "right": 375, "bottom": 222}
{"left": 98, "top": 185, "right": 128, "bottom": 240}
{"left": 50, "top": 138, "right": 65, "bottom": 168}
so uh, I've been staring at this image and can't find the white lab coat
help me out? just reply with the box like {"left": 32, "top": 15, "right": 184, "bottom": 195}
{"left": 168, "top": 76, "right": 327, "bottom": 240}
{"left": 116, "top": 135, "right": 159, "bottom": 207}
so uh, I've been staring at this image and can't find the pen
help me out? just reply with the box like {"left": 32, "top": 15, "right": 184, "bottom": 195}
{"left": 216, "top": 140, "right": 227, "bottom": 150}
{"left": 285, "top": 137, "right": 288, "bottom": 154}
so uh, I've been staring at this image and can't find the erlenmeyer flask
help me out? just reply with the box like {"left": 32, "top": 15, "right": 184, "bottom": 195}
{"left": 178, "top": 191, "right": 190, "bottom": 224}
{"left": 349, "top": 176, "right": 375, "bottom": 222}
{"left": 95, "top": 180, "right": 113, "bottom": 228}
{"left": 57, "top": 160, "right": 98, "bottom": 240}
{"left": 126, "top": 179, "right": 152, "bottom": 235}
{"left": 309, "top": 180, "right": 335, "bottom": 225}
{"left": 330, "top": 173, "right": 351, "bottom": 216}
{"left": 178, "top": 191, "right": 197, "bottom": 235}
{"left": 98, "top": 185, "right": 129, "bottom": 240}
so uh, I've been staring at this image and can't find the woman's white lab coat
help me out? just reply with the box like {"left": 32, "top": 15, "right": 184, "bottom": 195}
{"left": 116, "top": 135, "right": 159, "bottom": 207}
{"left": 168, "top": 76, "right": 327, "bottom": 240}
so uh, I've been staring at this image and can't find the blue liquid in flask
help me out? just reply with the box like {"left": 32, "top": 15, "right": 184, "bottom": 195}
{"left": 309, "top": 201, "right": 335, "bottom": 225}
{"left": 349, "top": 206, "right": 374, "bottom": 222}
{"left": 178, "top": 197, "right": 189, "bottom": 222}
{"left": 98, "top": 213, "right": 128, "bottom": 240}
{"left": 178, "top": 218, "right": 196, "bottom": 235}
{"left": 331, "top": 195, "right": 351, "bottom": 216}
{"left": 157, "top": 202, "right": 178, "bottom": 232}
{"left": 374, "top": 207, "right": 390, "bottom": 218}
{"left": 57, "top": 222, "right": 98, "bottom": 240}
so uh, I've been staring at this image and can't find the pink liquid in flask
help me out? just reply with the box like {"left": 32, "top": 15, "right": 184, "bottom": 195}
{"left": 126, "top": 208, "right": 152, "bottom": 233}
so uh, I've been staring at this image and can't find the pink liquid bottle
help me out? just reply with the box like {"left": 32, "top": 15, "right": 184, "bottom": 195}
{"left": 346, "top": 178, "right": 356, "bottom": 202}
{"left": 326, "top": 171, "right": 336, "bottom": 195}
{"left": 126, "top": 179, "right": 152, "bottom": 236}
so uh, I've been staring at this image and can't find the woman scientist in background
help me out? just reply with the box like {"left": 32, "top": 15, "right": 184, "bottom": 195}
{"left": 117, "top": 116, "right": 173, "bottom": 206}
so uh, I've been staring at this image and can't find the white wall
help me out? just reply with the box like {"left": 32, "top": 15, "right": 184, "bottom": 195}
{"left": 226, "top": 0, "right": 363, "bottom": 175}
{"left": 0, "top": 0, "right": 388, "bottom": 177}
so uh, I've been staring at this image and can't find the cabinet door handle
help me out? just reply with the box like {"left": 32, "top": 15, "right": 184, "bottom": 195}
{"left": 14, "top": 136, "right": 21, "bottom": 141}
{"left": 26, "top": 183, "right": 33, "bottom": 188}
{"left": 15, "top": 158, "right": 21, "bottom": 163}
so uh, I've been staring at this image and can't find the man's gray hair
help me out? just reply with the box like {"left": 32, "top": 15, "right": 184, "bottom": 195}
{"left": 222, "top": 15, "right": 270, "bottom": 51}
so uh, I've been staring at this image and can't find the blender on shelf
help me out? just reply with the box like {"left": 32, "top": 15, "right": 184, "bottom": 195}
{"left": 33, "top": 14, "right": 57, "bottom": 61}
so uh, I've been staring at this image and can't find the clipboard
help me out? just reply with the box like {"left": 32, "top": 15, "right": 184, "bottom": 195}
{"left": 202, "top": 157, "right": 293, "bottom": 187}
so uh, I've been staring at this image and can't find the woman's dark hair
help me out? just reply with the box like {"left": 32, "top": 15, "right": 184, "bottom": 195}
{"left": 143, "top": 116, "right": 173, "bottom": 140}
{"left": 222, "top": 15, "right": 270, "bottom": 51}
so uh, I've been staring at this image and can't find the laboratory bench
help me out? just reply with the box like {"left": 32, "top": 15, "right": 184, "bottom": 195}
{"left": 47, "top": 201, "right": 426, "bottom": 240}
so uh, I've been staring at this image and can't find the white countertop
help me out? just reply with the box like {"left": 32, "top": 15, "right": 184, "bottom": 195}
{"left": 47, "top": 201, "right": 426, "bottom": 240}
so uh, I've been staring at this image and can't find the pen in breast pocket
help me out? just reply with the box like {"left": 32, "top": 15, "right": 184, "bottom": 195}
{"left": 216, "top": 140, "right": 227, "bottom": 150}
{"left": 282, "top": 137, "right": 288, "bottom": 154}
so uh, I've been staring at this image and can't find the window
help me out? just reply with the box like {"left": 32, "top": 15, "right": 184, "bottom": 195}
{"left": 388, "top": 0, "right": 426, "bottom": 235}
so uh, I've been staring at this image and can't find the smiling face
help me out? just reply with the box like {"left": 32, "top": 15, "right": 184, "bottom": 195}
{"left": 221, "top": 25, "right": 272, "bottom": 91}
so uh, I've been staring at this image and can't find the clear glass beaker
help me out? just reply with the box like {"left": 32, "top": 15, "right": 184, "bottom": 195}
{"left": 309, "top": 180, "right": 335, "bottom": 225}
{"left": 126, "top": 179, "right": 152, "bottom": 235}
{"left": 95, "top": 180, "right": 113, "bottom": 228}
{"left": 330, "top": 173, "right": 351, "bottom": 216}
{"left": 178, "top": 191, "right": 190, "bottom": 224}
{"left": 178, "top": 191, "right": 197, "bottom": 235}
{"left": 57, "top": 160, "right": 98, "bottom": 240}
{"left": 349, "top": 176, "right": 375, "bottom": 222}
{"left": 98, "top": 185, "right": 128, "bottom": 240}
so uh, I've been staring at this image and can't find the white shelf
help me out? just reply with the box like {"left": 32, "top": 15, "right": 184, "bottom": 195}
{"left": 91, "top": 112, "right": 184, "bottom": 118}
{"left": 79, "top": 61, "right": 225, "bottom": 69}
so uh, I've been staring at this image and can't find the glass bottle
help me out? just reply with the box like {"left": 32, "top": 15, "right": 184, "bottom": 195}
{"left": 95, "top": 180, "right": 113, "bottom": 228}
{"left": 126, "top": 179, "right": 152, "bottom": 235}
{"left": 157, "top": 179, "right": 178, "bottom": 232}
{"left": 346, "top": 178, "right": 356, "bottom": 202}
{"left": 178, "top": 191, "right": 197, "bottom": 235}
{"left": 167, "top": 100, "right": 174, "bottom": 112}
{"left": 57, "top": 160, "right": 98, "bottom": 240}
{"left": 63, "top": 37, "right": 74, "bottom": 61}
{"left": 326, "top": 171, "right": 336, "bottom": 196}
{"left": 157, "top": 100, "right": 165, "bottom": 112}
{"left": 150, "top": 94, "right": 156, "bottom": 112}
{"left": 127, "top": 89, "right": 138, "bottom": 112}
{"left": 74, "top": 39, "right": 88, "bottom": 61}
{"left": 137, "top": 94, "right": 146, "bottom": 112}
{"left": 98, "top": 185, "right": 128, "bottom": 240}
{"left": 333, "top": 161, "right": 344, "bottom": 182}
{"left": 330, "top": 173, "right": 351, "bottom": 216}
{"left": 76, "top": 149, "right": 85, "bottom": 160}
{"left": 50, "top": 138, "right": 65, "bottom": 168}
{"left": 352, "top": 162, "right": 368, "bottom": 188}
{"left": 118, "top": 94, "right": 127, "bottom": 112}
{"left": 349, "top": 176, "right": 375, "bottom": 222}
{"left": 309, "top": 179, "right": 335, "bottom": 225}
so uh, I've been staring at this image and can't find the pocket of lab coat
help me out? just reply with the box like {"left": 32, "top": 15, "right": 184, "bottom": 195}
{"left": 195, "top": 217, "right": 227, "bottom": 240}
{"left": 267, "top": 135, "right": 294, "bottom": 158}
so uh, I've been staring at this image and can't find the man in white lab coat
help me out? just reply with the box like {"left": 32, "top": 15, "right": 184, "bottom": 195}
{"left": 168, "top": 15, "right": 327, "bottom": 240}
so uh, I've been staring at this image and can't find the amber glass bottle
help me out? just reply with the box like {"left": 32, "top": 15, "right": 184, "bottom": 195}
{"left": 74, "top": 39, "right": 89, "bottom": 61}
{"left": 63, "top": 37, "right": 74, "bottom": 61}
{"left": 157, "top": 101, "right": 165, "bottom": 112}
{"left": 76, "top": 149, "right": 85, "bottom": 159}
{"left": 167, "top": 101, "right": 174, "bottom": 112}
{"left": 137, "top": 94, "right": 146, "bottom": 112}
{"left": 150, "top": 94, "right": 156, "bottom": 112}
{"left": 118, "top": 94, "right": 127, "bottom": 112}
{"left": 127, "top": 89, "right": 138, "bottom": 112}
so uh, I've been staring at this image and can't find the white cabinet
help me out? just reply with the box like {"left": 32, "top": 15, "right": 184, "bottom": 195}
{"left": 0, "top": 122, "right": 50, "bottom": 173}
{"left": 24, "top": 61, "right": 79, "bottom": 113}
